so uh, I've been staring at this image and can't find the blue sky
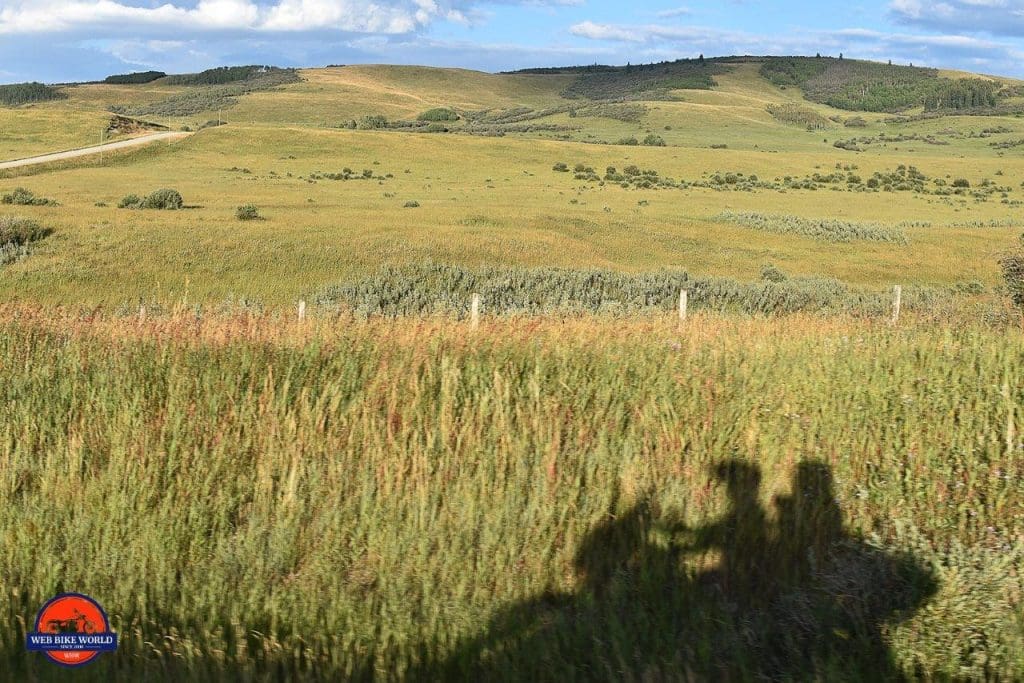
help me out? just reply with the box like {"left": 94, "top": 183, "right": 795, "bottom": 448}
{"left": 1, "top": 0, "right": 1023, "bottom": 84}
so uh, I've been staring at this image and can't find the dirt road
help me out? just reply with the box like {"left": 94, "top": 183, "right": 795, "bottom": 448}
{"left": 0, "top": 132, "right": 191, "bottom": 171}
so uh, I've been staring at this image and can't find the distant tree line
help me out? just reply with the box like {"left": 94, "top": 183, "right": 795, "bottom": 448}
{"left": 163, "top": 66, "right": 291, "bottom": 86}
{"left": 104, "top": 71, "right": 166, "bottom": 85}
{"left": 0, "top": 82, "right": 66, "bottom": 106}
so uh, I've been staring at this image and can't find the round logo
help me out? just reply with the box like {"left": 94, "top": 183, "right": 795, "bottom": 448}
{"left": 26, "top": 593, "right": 118, "bottom": 667}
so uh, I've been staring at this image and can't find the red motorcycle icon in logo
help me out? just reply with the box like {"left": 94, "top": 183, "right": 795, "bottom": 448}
{"left": 26, "top": 593, "right": 117, "bottom": 667}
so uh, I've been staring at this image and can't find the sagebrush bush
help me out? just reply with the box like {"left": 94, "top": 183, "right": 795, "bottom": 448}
{"left": 715, "top": 211, "right": 908, "bottom": 244}
{"left": 235, "top": 204, "right": 260, "bottom": 221}
{"left": 315, "top": 263, "right": 949, "bottom": 317}
{"left": 403, "top": 200, "right": 421, "bottom": 208}
{"left": 0, "top": 215, "right": 52, "bottom": 265}
{"left": 1000, "top": 235, "right": 1024, "bottom": 310}
{"left": 1, "top": 188, "right": 57, "bottom": 206}
{"left": 118, "top": 194, "right": 142, "bottom": 209}
{"left": 141, "top": 189, "right": 184, "bottom": 210}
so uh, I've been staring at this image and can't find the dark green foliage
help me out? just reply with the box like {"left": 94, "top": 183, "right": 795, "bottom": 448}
{"left": 404, "top": 200, "right": 421, "bottom": 208}
{"left": 315, "top": 264, "right": 948, "bottom": 317}
{"left": 0, "top": 215, "right": 52, "bottom": 265}
{"left": 235, "top": 205, "right": 260, "bottom": 221}
{"left": 424, "top": 123, "right": 449, "bottom": 133}
{"left": 953, "top": 178, "right": 970, "bottom": 188}
{"left": 1000, "top": 236, "right": 1024, "bottom": 310}
{"left": 923, "top": 79, "right": 998, "bottom": 111}
{"left": 617, "top": 137, "right": 639, "bottom": 146}
{"left": 120, "top": 189, "right": 183, "bottom": 210}
{"left": 118, "top": 194, "right": 142, "bottom": 209}
{"left": 163, "top": 66, "right": 286, "bottom": 86}
{"left": 359, "top": 115, "right": 389, "bottom": 130}
{"left": 142, "top": 189, "right": 183, "bottom": 210}
{"left": 417, "top": 108, "right": 459, "bottom": 122}
{"left": 552, "top": 162, "right": 569, "bottom": 172}
{"left": 1, "top": 188, "right": 57, "bottom": 206}
{"left": 560, "top": 59, "right": 725, "bottom": 101}
{"left": 643, "top": 134, "right": 667, "bottom": 146}
{"left": 109, "top": 69, "right": 299, "bottom": 117}
{"left": 760, "top": 57, "right": 830, "bottom": 86}
{"left": 0, "top": 215, "right": 51, "bottom": 246}
{"left": 0, "top": 82, "right": 66, "bottom": 107}
{"left": 103, "top": 71, "right": 166, "bottom": 85}
{"left": 761, "top": 57, "right": 940, "bottom": 112}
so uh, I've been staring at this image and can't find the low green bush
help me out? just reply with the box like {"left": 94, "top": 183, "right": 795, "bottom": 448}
{"left": 1, "top": 188, "right": 57, "bottom": 206}
{"left": 119, "top": 189, "right": 183, "bottom": 210}
{"left": 141, "top": 189, "right": 184, "bottom": 210}
{"left": 417, "top": 108, "right": 459, "bottom": 122}
{"left": 236, "top": 205, "right": 261, "bottom": 221}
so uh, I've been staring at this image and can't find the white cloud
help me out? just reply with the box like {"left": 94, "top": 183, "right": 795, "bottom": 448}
{"left": 656, "top": 6, "right": 692, "bottom": 18}
{"left": 889, "top": 0, "right": 1024, "bottom": 36}
{"left": 0, "top": 0, "right": 571, "bottom": 35}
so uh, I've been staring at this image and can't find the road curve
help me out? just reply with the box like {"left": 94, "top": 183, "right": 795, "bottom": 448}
{"left": 0, "top": 132, "right": 192, "bottom": 171}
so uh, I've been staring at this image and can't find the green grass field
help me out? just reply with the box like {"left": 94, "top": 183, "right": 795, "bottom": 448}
{"left": 2, "top": 57, "right": 1024, "bottom": 679}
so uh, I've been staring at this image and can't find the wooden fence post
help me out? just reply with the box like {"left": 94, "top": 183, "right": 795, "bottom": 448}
{"left": 298, "top": 300, "right": 306, "bottom": 322}
{"left": 891, "top": 285, "right": 902, "bottom": 326}
{"left": 679, "top": 289, "right": 688, "bottom": 323}
{"left": 470, "top": 293, "right": 480, "bottom": 329}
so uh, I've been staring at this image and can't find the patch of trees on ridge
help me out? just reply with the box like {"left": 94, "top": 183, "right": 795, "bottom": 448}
{"left": 104, "top": 71, "right": 166, "bottom": 85}
{"left": 513, "top": 58, "right": 726, "bottom": 101}
{"left": 162, "top": 66, "right": 294, "bottom": 86}
{"left": 0, "top": 82, "right": 67, "bottom": 107}
{"left": 760, "top": 56, "right": 1004, "bottom": 113}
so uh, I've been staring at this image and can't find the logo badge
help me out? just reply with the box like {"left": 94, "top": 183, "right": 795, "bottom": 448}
{"left": 26, "top": 593, "right": 118, "bottom": 667}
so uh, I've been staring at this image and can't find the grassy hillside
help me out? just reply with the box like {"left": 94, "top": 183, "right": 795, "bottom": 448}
{"left": 0, "top": 61, "right": 1020, "bottom": 309}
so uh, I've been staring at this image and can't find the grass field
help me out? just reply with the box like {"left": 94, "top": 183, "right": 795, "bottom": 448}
{"left": 0, "top": 310, "right": 1022, "bottom": 680}
{"left": 3, "top": 56, "right": 1024, "bottom": 679}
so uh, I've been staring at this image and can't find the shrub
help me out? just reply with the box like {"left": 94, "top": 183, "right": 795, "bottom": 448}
{"left": 952, "top": 178, "right": 970, "bottom": 188}
{"left": 404, "top": 200, "right": 421, "bottom": 208}
{"left": 710, "top": 143, "right": 728, "bottom": 149}
{"left": 0, "top": 215, "right": 51, "bottom": 246}
{"left": 425, "top": 123, "right": 449, "bottom": 133}
{"left": 141, "top": 189, "right": 184, "bottom": 210}
{"left": 845, "top": 116, "right": 868, "bottom": 127}
{"left": 118, "top": 194, "right": 142, "bottom": 209}
{"left": 1, "top": 188, "right": 57, "bottom": 206}
{"left": 552, "top": 163, "right": 569, "bottom": 172}
{"left": 617, "top": 137, "right": 639, "bottom": 146}
{"left": 236, "top": 205, "right": 261, "bottom": 221}
{"left": 715, "top": 211, "right": 908, "bottom": 244}
{"left": 1000, "top": 235, "right": 1024, "bottom": 310}
{"left": 642, "top": 134, "right": 667, "bottom": 146}
{"left": 359, "top": 115, "right": 388, "bottom": 130}
{"left": 417, "top": 108, "right": 459, "bottom": 122}
{"left": 760, "top": 263, "right": 788, "bottom": 282}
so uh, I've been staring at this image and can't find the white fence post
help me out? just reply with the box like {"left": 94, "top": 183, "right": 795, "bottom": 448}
{"left": 891, "top": 285, "right": 902, "bottom": 326}
{"left": 298, "top": 300, "right": 306, "bottom": 322}
{"left": 679, "top": 289, "right": 688, "bottom": 323}
{"left": 470, "top": 293, "right": 480, "bottom": 329}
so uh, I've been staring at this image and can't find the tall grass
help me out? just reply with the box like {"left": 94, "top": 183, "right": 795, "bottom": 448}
{"left": 0, "top": 309, "right": 1022, "bottom": 680}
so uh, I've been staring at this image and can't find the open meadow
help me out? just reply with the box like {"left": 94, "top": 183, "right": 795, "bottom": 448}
{"left": 2, "top": 56, "right": 1024, "bottom": 679}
